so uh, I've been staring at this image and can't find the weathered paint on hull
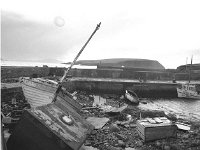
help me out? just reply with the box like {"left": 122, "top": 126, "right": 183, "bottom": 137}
{"left": 21, "top": 78, "right": 58, "bottom": 107}
{"left": 125, "top": 93, "right": 139, "bottom": 104}
{"left": 7, "top": 97, "right": 94, "bottom": 150}
{"left": 21, "top": 83, "right": 55, "bottom": 107}
{"left": 21, "top": 78, "right": 82, "bottom": 111}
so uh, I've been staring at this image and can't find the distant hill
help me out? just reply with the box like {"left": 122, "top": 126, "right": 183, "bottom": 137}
{"left": 64, "top": 60, "right": 101, "bottom": 66}
{"left": 64, "top": 58, "right": 165, "bottom": 70}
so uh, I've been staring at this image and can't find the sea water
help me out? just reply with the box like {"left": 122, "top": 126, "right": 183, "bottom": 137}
{"left": 139, "top": 98, "right": 200, "bottom": 121}
{"left": 93, "top": 94, "right": 200, "bottom": 121}
{"left": 1, "top": 60, "right": 97, "bottom": 69}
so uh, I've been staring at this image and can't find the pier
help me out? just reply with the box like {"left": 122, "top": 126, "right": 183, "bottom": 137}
{"left": 1, "top": 77, "right": 178, "bottom": 100}
{"left": 63, "top": 77, "right": 178, "bottom": 98}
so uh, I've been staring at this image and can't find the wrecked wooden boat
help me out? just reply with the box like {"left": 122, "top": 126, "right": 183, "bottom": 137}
{"left": 20, "top": 22, "right": 101, "bottom": 108}
{"left": 20, "top": 77, "right": 58, "bottom": 107}
{"left": 125, "top": 90, "right": 139, "bottom": 104}
{"left": 6, "top": 23, "right": 101, "bottom": 150}
{"left": 20, "top": 77, "right": 82, "bottom": 113}
{"left": 7, "top": 97, "right": 94, "bottom": 150}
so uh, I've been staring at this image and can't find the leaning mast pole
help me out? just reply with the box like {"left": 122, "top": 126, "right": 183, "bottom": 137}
{"left": 189, "top": 55, "right": 193, "bottom": 83}
{"left": 52, "top": 22, "right": 101, "bottom": 102}
{"left": 60, "top": 22, "right": 101, "bottom": 82}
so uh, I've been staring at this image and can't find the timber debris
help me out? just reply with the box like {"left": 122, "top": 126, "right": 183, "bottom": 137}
{"left": 2, "top": 87, "right": 200, "bottom": 150}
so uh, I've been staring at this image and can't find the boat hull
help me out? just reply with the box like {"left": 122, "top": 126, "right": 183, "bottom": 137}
{"left": 22, "top": 83, "right": 56, "bottom": 107}
{"left": 177, "top": 84, "right": 200, "bottom": 100}
{"left": 21, "top": 77, "right": 82, "bottom": 110}
{"left": 125, "top": 90, "right": 139, "bottom": 104}
{"left": 21, "top": 78, "right": 58, "bottom": 107}
{"left": 7, "top": 98, "right": 94, "bottom": 150}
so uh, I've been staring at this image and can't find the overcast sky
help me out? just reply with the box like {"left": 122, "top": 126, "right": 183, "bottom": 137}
{"left": 1, "top": 0, "right": 200, "bottom": 68}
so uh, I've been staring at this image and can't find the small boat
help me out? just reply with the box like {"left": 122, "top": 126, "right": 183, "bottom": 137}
{"left": 177, "top": 83, "right": 200, "bottom": 99}
{"left": 20, "top": 77, "right": 58, "bottom": 107}
{"left": 20, "top": 77, "right": 82, "bottom": 112}
{"left": 176, "top": 56, "right": 200, "bottom": 99}
{"left": 125, "top": 90, "right": 139, "bottom": 104}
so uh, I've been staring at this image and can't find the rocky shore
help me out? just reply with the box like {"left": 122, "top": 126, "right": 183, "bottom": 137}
{"left": 75, "top": 91, "right": 200, "bottom": 150}
{"left": 1, "top": 83, "right": 200, "bottom": 150}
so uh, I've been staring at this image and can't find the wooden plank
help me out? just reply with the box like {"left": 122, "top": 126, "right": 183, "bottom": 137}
{"left": 136, "top": 118, "right": 177, "bottom": 142}
{"left": 136, "top": 128, "right": 145, "bottom": 141}
{"left": 86, "top": 117, "right": 109, "bottom": 129}
{"left": 7, "top": 102, "right": 94, "bottom": 150}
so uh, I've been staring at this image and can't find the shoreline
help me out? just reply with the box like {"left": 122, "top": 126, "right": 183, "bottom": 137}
{"left": 1, "top": 80, "right": 200, "bottom": 149}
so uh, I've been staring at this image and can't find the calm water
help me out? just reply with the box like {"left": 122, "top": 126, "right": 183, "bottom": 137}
{"left": 138, "top": 98, "right": 200, "bottom": 121}
{"left": 93, "top": 95, "right": 200, "bottom": 121}
{"left": 1, "top": 60, "right": 97, "bottom": 69}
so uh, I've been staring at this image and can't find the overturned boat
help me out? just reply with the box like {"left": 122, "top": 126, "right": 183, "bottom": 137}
{"left": 125, "top": 90, "right": 139, "bottom": 104}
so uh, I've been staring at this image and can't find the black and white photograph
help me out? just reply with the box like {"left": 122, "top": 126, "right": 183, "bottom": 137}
{"left": 1, "top": 0, "right": 200, "bottom": 150}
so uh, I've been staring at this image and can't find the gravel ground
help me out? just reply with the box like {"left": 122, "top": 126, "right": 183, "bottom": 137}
{"left": 75, "top": 91, "right": 200, "bottom": 150}
{"left": 2, "top": 89, "right": 200, "bottom": 150}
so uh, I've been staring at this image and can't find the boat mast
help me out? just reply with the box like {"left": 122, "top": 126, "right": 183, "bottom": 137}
{"left": 60, "top": 22, "right": 101, "bottom": 82}
{"left": 52, "top": 22, "right": 101, "bottom": 102}
{"left": 188, "top": 55, "right": 193, "bottom": 83}
{"left": 185, "top": 57, "right": 188, "bottom": 73}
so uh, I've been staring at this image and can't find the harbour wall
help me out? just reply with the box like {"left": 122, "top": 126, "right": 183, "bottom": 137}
{"left": 63, "top": 78, "right": 178, "bottom": 98}
{"left": 1, "top": 77, "right": 178, "bottom": 100}
{"left": 2, "top": 66, "right": 200, "bottom": 81}
{"left": 1, "top": 66, "right": 199, "bottom": 99}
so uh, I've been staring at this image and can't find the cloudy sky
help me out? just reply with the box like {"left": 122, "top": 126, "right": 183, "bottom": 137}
{"left": 1, "top": 0, "right": 200, "bottom": 68}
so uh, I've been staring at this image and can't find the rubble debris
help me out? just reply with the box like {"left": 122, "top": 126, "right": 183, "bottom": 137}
{"left": 82, "top": 106, "right": 100, "bottom": 110}
{"left": 93, "top": 95, "right": 107, "bottom": 107}
{"left": 80, "top": 145, "right": 99, "bottom": 150}
{"left": 7, "top": 101, "right": 94, "bottom": 150}
{"left": 117, "top": 140, "right": 125, "bottom": 147}
{"left": 1, "top": 92, "right": 30, "bottom": 133}
{"left": 136, "top": 117, "right": 177, "bottom": 142}
{"left": 140, "top": 100, "right": 148, "bottom": 104}
{"left": 146, "top": 118, "right": 157, "bottom": 124}
{"left": 176, "top": 122, "right": 191, "bottom": 131}
{"left": 125, "top": 148, "right": 136, "bottom": 150}
{"left": 2, "top": 88, "right": 200, "bottom": 150}
{"left": 86, "top": 117, "right": 110, "bottom": 129}
{"left": 109, "top": 123, "right": 120, "bottom": 132}
{"left": 104, "top": 105, "right": 128, "bottom": 114}
{"left": 115, "top": 119, "right": 132, "bottom": 126}
{"left": 2, "top": 116, "right": 12, "bottom": 124}
{"left": 153, "top": 117, "right": 163, "bottom": 123}
{"left": 139, "top": 110, "right": 166, "bottom": 119}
